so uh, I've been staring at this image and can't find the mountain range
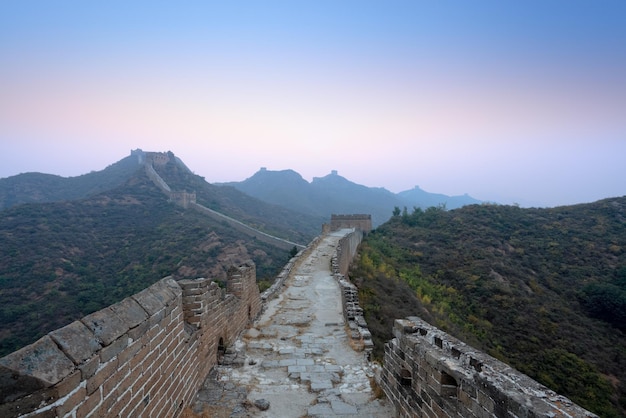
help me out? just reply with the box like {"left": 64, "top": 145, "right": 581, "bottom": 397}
{"left": 221, "top": 168, "right": 481, "bottom": 226}
{"left": 1, "top": 157, "right": 482, "bottom": 228}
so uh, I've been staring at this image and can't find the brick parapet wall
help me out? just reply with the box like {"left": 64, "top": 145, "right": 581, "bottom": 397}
{"left": 189, "top": 202, "right": 305, "bottom": 251}
{"left": 330, "top": 230, "right": 374, "bottom": 356}
{"left": 330, "top": 214, "right": 372, "bottom": 232}
{"left": 0, "top": 262, "right": 262, "bottom": 418}
{"left": 380, "top": 316, "right": 598, "bottom": 418}
{"left": 261, "top": 235, "right": 324, "bottom": 302}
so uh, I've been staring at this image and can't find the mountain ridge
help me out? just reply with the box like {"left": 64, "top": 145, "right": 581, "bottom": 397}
{"left": 220, "top": 168, "right": 482, "bottom": 226}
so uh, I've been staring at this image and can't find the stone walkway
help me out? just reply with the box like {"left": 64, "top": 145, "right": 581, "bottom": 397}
{"left": 189, "top": 230, "right": 394, "bottom": 417}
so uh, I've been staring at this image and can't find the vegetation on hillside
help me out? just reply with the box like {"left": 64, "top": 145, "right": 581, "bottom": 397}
{"left": 349, "top": 199, "right": 626, "bottom": 417}
{"left": 0, "top": 156, "right": 141, "bottom": 210}
{"left": 0, "top": 171, "right": 293, "bottom": 357}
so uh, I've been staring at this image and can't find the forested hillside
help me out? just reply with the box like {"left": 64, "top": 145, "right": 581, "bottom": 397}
{"left": 349, "top": 199, "right": 626, "bottom": 417}
{"left": 0, "top": 157, "right": 317, "bottom": 357}
{"left": 0, "top": 155, "right": 141, "bottom": 210}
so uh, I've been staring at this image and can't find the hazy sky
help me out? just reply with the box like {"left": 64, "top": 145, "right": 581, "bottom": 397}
{"left": 1, "top": 1, "right": 625, "bottom": 207}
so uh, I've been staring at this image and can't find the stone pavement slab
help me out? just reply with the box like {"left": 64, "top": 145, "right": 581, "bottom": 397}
{"left": 190, "top": 230, "right": 394, "bottom": 417}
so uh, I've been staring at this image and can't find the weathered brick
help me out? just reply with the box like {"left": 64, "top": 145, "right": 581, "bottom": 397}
{"left": 99, "top": 334, "right": 129, "bottom": 363}
{"left": 86, "top": 358, "right": 118, "bottom": 396}
{"left": 100, "top": 387, "right": 120, "bottom": 416}
{"left": 476, "top": 389, "right": 495, "bottom": 413}
{"left": 131, "top": 369, "right": 151, "bottom": 395}
{"left": 147, "top": 324, "right": 163, "bottom": 343}
{"left": 54, "top": 385, "right": 86, "bottom": 417}
{"left": 53, "top": 369, "right": 82, "bottom": 398}
{"left": 103, "top": 363, "right": 129, "bottom": 398}
{"left": 130, "top": 343, "right": 150, "bottom": 371}
{"left": 127, "top": 319, "right": 150, "bottom": 341}
{"left": 108, "top": 388, "right": 132, "bottom": 417}
{"left": 79, "top": 355, "right": 100, "bottom": 380}
{"left": 76, "top": 387, "right": 102, "bottom": 418}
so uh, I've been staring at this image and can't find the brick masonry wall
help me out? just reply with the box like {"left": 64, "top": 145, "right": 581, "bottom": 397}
{"left": 330, "top": 214, "right": 372, "bottom": 233}
{"left": 189, "top": 202, "right": 304, "bottom": 251}
{"left": 334, "top": 229, "right": 363, "bottom": 277}
{"left": 0, "top": 262, "right": 261, "bottom": 418}
{"left": 330, "top": 230, "right": 374, "bottom": 356}
{"left": 380, "top": 316, "right": 598, "bottom": 418}
{"left": 261, "top": 234, "right": 324, "bottom": 302}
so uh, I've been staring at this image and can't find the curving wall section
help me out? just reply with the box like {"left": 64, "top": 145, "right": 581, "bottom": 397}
{"left": 381, "top": 316, "right": 598, "bottom": 418}
{"left": 0, "top": 262, "right": 260, "bottom": 418}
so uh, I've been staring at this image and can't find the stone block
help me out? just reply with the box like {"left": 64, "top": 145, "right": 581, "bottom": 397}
{"left": 330, "top": 398, "right": 358, "bottom": 414}
{"left": 0, "top": 395, "right": 59, "bottom": 418}
{"left": 110, "top": 297, "right": 149, "bottom": 329}
{"left": 49, "top": 320, "right": 102, "bottom": 365}
{"left": 0, "top": 335, "right": 75, "bottom": 400}
{"left": 81, "top": 307, "right": 129, "bottom": 346}
{"left": 148, "top": 308, "right": 166, "bottom": 327}
{"left": 178, "top": 279, "right": 201, "bottom": 290}
{"left": 164, "top": 277, "right": 183, "bottom": 298}
{"left": 476, "top": 389, "right": 495, "bottom": 413}
{"left": 310, "top": 380, "right": 333, "bottom": 391}
{"left": 133, "top": 286, "right": 166, "bottom": 315}
{"left": 288, "top": 365, "right": 307, "bottom": 374}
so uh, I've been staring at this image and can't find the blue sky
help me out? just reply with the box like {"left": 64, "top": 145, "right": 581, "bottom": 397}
{"left": 1, "top": 1, "right": 625, "bottom": 207}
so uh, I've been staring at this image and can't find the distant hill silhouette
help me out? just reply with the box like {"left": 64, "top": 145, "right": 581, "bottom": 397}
{"left": 398, "top": 185, "right": 482, "bottom": 209}
{"left": 221, "top": 168, "right": 482, "bottom": 226}
{"left": 0, "top": 156, "right": 140, "bottom": 210}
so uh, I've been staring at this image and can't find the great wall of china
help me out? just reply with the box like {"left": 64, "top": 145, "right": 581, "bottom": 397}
{"left": 0, "top": 152, "right": 596, "bottom": 417}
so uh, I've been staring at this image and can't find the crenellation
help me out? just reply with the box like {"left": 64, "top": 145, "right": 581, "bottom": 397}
{"left": 329, "top": 214, "right": 372, "bottom": 232}
{"left": 382, "top": 316, "right": 598, "bottom": 418}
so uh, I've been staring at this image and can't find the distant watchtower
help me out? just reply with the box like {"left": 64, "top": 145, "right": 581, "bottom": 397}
{"left": 329, "top": 214, "right": 372, "bottom": 232}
